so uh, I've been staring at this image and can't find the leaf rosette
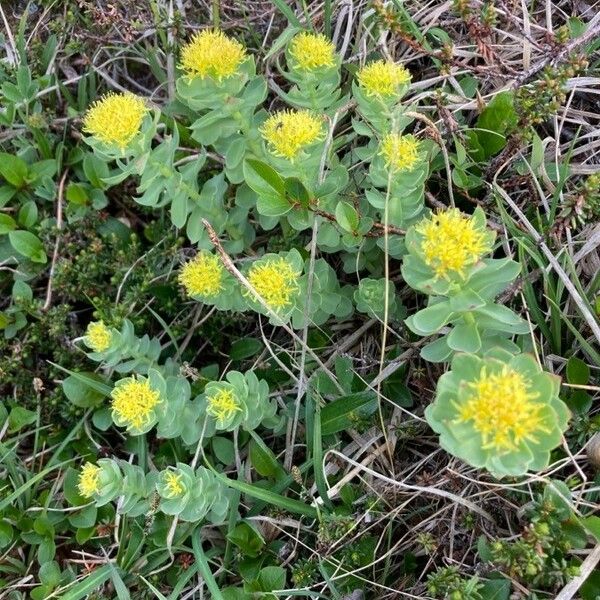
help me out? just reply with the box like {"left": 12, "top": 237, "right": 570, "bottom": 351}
{"left": 109, "top": 370, "right": 165, "bottom": 435}
{"left": 402, "top": 208, "right": 529, "bottom": 361}
{"left": 425, "top": 349, "right": 570, "bottom": 477}
{"left": 156, "top": 463, "right": 229, "bottom": 523}
{"left": 354, "top": 277, "right": 404, "bottom": 321}
{"left": 78, "top": 458, "right": 123, "bottom": 506}
{"left": 82, "top": 319, "right": 162, "bottom": 374}
{"left": 201, "top": 370, "right": 276, "bottom": 433}
{"left": 402, "top": 207, "right": 496, "bottom": 293}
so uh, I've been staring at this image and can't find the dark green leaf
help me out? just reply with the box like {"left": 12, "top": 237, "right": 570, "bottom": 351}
{"left": 566, "top": 357, "right": 590, "bottom": 385}
{"left": 63, "top": 373, "right": 109, "bottom": 408}
{"left": 8, "top": 230, "right": 47, "bottom": 263}
{"left": 0, "top": 152, "right": 28, "bottom": 187}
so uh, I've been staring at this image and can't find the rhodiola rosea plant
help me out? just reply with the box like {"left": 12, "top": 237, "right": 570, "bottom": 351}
{"left": 12, "top": 12, "right": 595, "bottom": 598}
{"left": 64, "top": 26, "right": 574, "bottom": 539}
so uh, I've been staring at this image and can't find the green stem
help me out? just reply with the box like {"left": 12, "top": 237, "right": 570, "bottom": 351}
{"left": 212, "top": 0, "right": 220, "bottom": 28}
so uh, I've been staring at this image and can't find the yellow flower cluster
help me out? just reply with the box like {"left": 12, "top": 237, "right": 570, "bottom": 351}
{"left": 358, "top": 60, "right": 411, "bottom": 97}
{"left": 206, "top": 387, "right": 242, "bottom": 424}
{"left": 261, "top": 110, "right": 323, "bottom": 160}
{"left": 179, "top": 253, "right": 224, "bottom": 297}
{"left": 83, "top": 92, "right": 147, "bottom": 149}
{"left": 456, "top": 366, "right": 546, "bottom": 452}
{"left": 380, "top": 133, "right": 421, "bottom": 172}
{"left": 163, "top": 471, "right": 184, "bottom": 498}
{"left": 247, "top": 257, "right": 300, "bottom": 310}
{"left": 84, "top": 321, "right": 112, "bottom": 353}
{"left": 111, "top": 377, "right": 161, "bottom": 430}
{"left": 417, "top": 209, "right": 491, "bottom": 278}
{"left": 180, "top": 30, "right": 246, "bottom": 80}
{"left": 288, "top": 32, "right": 336, "bottom": 72}
{"left": 78, "top": 462, "right": 101, "bottom": 498}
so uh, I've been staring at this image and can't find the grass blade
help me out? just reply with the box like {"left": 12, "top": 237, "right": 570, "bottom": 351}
{"left": 214, "top": 471, "right": 318, "bottom": 518}
{"left": 192, "top": 530, "right": 225, "bottom": 600}
{"left": 56, "top": 564, "right": 113, "bottom": 600}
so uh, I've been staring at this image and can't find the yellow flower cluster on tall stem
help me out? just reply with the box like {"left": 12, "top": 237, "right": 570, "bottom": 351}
{"left": 180, "top": 30, "right": 246, "bottom": 80}
{"left": 416, "top": 209, "right": 492, "bottom": 278}
{"left": 178, "top": 253, "right": 224, "bottom": 297}
{"left": 379, "top": 133, "right": 421, "bottom": 172}
{"left": 288, "top": 32, "right": 336, "bottom": 72}
{"left": 111, "top": 377, "right": 161, "bottom": 430}
{"left": 84, "top": 321, "right": 112, "bottom": 353}
{"left": 83, "top": 93, "right": 147, "bottom": 149}
{"left": 261, "top": 110, "right": 323, "bottom": 160}
{"left": 455, "top": 365, "right": 547, "bottom": 452}
{"left": 246, "top": 258, "right": 300, "bottom": 310}
{"left": 358, "top": 60, "right": 411, "bottom": 97}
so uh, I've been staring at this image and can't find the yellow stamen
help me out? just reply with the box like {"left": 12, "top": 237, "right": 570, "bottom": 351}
{"left": 84, "top": 321, "right": 112, "bottom": 353}
{"left": 246, "top": 258, "right": 300, "bottom": 310}
{"left": 163, "top": 471, "right": 184, "bottom": 498}
{"left": 78, "top": 463, "right": 101, "bottom": 498}
{"left": 111, "top": 378, "right": 161, "bottom": 430}
{"left": 83, "top": 93, "right": 147, "bottom": 149}
{"left": 178, "top": 253, "right": 224, "bottom": 297}
{"left": 455, "top": 366, "right": 548, "bottom": 452}
{"left": 288, "top": 32, "right": 336, "bottom": 72}
{"left": 379, "top": 133, "right": 421, "bottom": 172}
{"left": 180, "top": 30, "right": 246, "bottom": 80}
{"left": 416, "top": 208, "right": 491, "bottom": 278}
{"left": 261, "top": 110, "right": 323, "bottom": 161}
{"left": 358, "top": 60, "right": 411, "bottom": 97}
{"left": 206, "top": 387, "right": 242, "bottom": 423}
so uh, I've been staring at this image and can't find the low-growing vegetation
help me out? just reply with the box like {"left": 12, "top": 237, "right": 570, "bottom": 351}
{"left": 1, "top": 1, "right": 599, "bottom": 599}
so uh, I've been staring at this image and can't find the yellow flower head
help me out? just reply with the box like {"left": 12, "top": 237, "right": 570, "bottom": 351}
{"left": 83, "top": 92, "right": 147, "bottom": 149}
{"left": 178, "top": 253, "right": 224, "bottom": 297}
{"left": 261, "top": 110, "right": 323, "bottom": 160}
{"left": 247, "top": 257, "right": 300, "bottom": 311}
{"left": 416, "top": 209, "right": 492, "bottom": 278}
{"left": 84, "top": 321, "right": 112, "bottom": 353}
{"left": 206, "top": 387, "right": 242, "bottom": 424}
{"left": 358, "top": 60, "right": 411, "bottom": 97}
{"left": 288, "top": 32, "right": 336, "bottom": 72}
{"left": 380, "top": 133, "right": 421, "bottom": 172}
{"left": 78, "top": 462, "right": 101, "bottom": 498}
{"left": 111, "top": 377, "right": 161, "bottom": 430}
{"left": 162, "top": 470, "right": 184, "bottom": 498}
{"left": 180, "top": 30, "right": 246, "bottom": 80}
{"left": 455, "top": 366, "right": 547, "bottom": 453}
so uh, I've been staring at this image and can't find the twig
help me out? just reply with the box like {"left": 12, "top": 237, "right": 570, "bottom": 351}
{"left": 311, "top": 208, "right": 405, "bottom": 236}
{"left": 0, "top": 3, "right": 17, "bottom": 66}
{"left": 165, "top": 0, "right": 175, "bottom": 101}
{"left": 201, "top": 219, "right": 345, "bottom": 395}
{"left": 43, "top": 171, "right": 68, "bottom": 312}
{"left": 513, "top": 12, "right": 600, "bottom": 87}
{"left": 324, "top": 450, "right": 496, "bottom": 522}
